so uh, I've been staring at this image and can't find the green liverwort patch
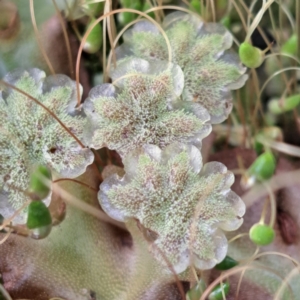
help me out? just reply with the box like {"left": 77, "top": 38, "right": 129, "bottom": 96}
{"left": 115, "top": 12, "right": 248, "bottom": 123}
{"left": 99, "top": 143, "right": 245, "bottom": 273}
{"left": 0, "top": 69, "right": 93, "bottom": 221}
{"left": 83, "top": 58, "right": 211, "bottom": 157}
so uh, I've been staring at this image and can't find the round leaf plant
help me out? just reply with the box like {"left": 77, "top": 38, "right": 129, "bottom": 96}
{"left": 99, "top": 143, "right": 245, "bottom": 273}
{"left": 0, "top": 69, "right": 94, "bottom": 222}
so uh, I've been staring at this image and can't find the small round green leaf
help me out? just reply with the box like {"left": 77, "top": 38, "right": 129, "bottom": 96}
{"left": 281, "top": 34, "right": 297, "bottom": 56}
{"left": 268, "top": 94, "right": 300, "bottom": 115}
{"left": 239, "top": 42, "right": 264, "bottom": 68}
{"left": 29, "top": 165, "right": 52, "bottom": 200}
{"left": 250, "top": 223, "right": 275, "bottom": 246}
{"left": 118, "top": 1, "right": 142, "bottom": 26}
{"left": 248, "top": 151, "right": 276, "bottom": 181}
{"left": 27, "top": 201, "right": 52, "bottom": 230}
{"left": 220, "top": 16, "right": 230, "bottom": 29}
{"left": 186, "top": 279, "right": 206, "bottom": 300}
{"left": 215, "top": 255, "right": 238, "bottom": 270}
{"left": 83, "top": 18, "right": 103, "bottom": 54}
{"left": 208, "top": 282, "right": 230, "bottom": 300}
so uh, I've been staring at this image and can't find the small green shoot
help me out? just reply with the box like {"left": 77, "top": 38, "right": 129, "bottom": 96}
{"left": 208, "top": 282, "right": 230, "bottom": 300}
{"left": 239, "top": 42, "right": 264, "bottom": 68}
{"left": 215, "top": 255, "right": 238, "bottom": 270}
{"left": 249, "top": 223, "right": 275, "bottom": 246}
